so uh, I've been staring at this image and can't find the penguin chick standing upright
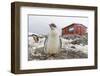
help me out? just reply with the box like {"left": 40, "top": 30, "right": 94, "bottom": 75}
{"left": 44, "top": 23, "right": 61, "bottom": 56}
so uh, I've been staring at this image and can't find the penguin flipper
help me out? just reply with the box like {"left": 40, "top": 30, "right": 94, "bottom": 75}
{"left": 59, "top": 37, "right": 62, "bottom": 49}
{"left": 44, "top": 36, "right": 48, "bottom": 53}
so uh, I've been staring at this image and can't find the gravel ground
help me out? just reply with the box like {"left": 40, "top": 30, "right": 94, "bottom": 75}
{"left": 28, "top": 47, "right": 88, "bottom": 61}
{"left": 28, "top": 34, "right": 88, "bottom": 61}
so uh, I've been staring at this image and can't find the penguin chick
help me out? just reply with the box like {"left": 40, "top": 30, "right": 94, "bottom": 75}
{"left": 44, "top": 23, "right": 61, "bottom": 56}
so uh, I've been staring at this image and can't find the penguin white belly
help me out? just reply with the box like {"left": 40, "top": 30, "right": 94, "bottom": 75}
{"left": 46, "top": 30, "right": 60, "bottom": 54}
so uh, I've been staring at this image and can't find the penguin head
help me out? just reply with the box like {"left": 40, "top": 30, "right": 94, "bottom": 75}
{"left": 49, "top": 23, "right": 57, "bottom": 30}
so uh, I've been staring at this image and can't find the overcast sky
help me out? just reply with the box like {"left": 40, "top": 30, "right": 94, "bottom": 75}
{"left": 28, "top": 15, "right": 88, "bottom": 35}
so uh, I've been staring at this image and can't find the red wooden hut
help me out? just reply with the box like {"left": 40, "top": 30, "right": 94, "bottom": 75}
{"left": 62, "top": 23, "right": 87, "bottom": 37}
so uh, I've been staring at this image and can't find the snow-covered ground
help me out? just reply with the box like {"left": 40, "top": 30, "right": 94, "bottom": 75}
{"left": 28, "top": 34, "right": 88, "bottom": 61}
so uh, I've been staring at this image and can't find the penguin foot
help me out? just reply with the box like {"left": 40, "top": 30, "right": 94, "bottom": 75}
{"left": 48, "top": 53, "right": 57, "bottom": 57}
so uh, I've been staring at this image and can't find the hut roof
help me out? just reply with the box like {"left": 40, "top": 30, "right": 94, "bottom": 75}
{"left": 62, "top": 23, "right": 87, "bottom": 30}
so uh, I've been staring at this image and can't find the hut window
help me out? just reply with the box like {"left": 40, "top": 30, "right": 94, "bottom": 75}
{"left": 68, "top": 27, "right": 74, "bottom": 32}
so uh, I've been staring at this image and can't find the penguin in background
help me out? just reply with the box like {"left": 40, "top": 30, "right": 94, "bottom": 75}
{"left": 44, "top": 23, "right": 61, "bottom": 56}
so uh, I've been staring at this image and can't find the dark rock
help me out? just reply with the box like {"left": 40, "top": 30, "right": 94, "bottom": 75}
{"left": 71, "top": 46, "right": 76, "bottom": 49}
